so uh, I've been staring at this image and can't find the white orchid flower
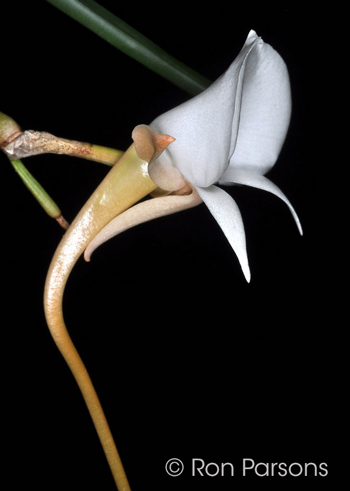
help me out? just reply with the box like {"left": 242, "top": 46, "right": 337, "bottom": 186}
{"left": 40, "top": 30, "right": 303, "bottom": 489}
{"left": 84, "top": 30, "right": 302, "bottom": 281}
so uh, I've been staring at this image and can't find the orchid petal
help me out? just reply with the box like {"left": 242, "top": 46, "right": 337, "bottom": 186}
{"left": 228, "top": 36, "right": 291, "bottom": 175}
{"left": 84, "top": 187, "right": 202, "bottom": 261}
{"left": 150, "top": 30, "right": 261, "bottom": 187}
{"left": 195, "top": 185, "right": 250, "bottom": 282}
{"left": 218, "top": 169, "right": 303, "bottom": 235}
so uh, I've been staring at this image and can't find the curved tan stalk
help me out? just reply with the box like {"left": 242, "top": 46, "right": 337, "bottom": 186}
{"left": 44, "top": 144, "right": 157, "bottom": 491}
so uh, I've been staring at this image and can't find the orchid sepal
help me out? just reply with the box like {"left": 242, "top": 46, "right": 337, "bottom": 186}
{"left": 195, "top": 185, "right": 251, "bottom": 282}
{"left": 218, "top": 168, "right": 303, "bottom": 236}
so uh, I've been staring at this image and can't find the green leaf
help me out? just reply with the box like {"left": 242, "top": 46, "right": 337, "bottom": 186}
{"left": 46, "top": 0, "right": 211, "bottom": 95}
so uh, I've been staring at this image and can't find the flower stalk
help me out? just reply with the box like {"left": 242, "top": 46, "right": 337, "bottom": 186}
{"left": 44, "top": 143, "right": 158, "bottom": 491}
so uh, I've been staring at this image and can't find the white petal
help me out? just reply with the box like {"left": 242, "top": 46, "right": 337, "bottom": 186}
{"left": 228, "top": 36, "right": 292, "bottom": 175}
{"left": 150, "top": 31, "right": 261, "bottom": 187}
{"left": 195, "top": 185, "right": 251, "bottom": 282}
{"left": 218, "top": 169, "right": 303, "bottom": 235}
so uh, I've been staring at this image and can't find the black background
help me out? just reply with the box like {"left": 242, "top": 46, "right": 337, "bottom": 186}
{"left": 1, "top": 2, "right": 339, "bottom": 489}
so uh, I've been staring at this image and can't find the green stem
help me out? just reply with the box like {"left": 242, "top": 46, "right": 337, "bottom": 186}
{"left": 46, "top": 0, "right": 211, "bottom": 95}
{"left": 11, "top": 159, "right": 69, "bottom": 229}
